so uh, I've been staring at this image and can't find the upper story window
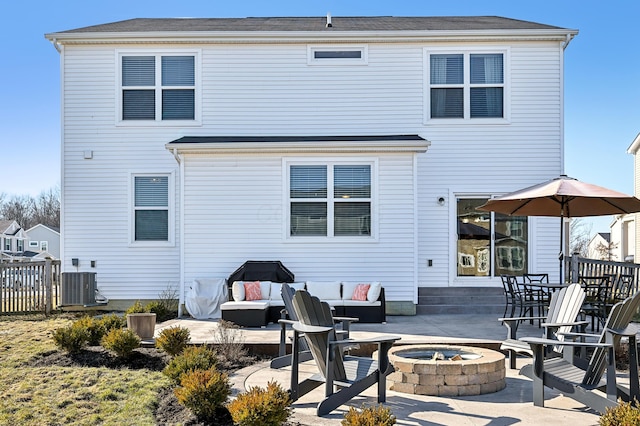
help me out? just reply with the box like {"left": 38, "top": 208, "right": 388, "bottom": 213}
{"left": 120, "top": 53, "right": 197, "bottom": 123}
{"left": 4, "top": 238, "right": 10, "bottom": 251}
{"left": 288, "top": 162, "right": 373, "bottom": 238}
{"left": 308, "top": 46, "right": 368, "bottom": 65}
{"left": 428, "top": 51, "right": 506, "bottom": 121}
{"left": 17, "top": 240, "right": 24, "bottom": 252}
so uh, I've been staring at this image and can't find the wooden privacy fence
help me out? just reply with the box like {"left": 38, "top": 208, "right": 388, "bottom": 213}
{"left": 0, "top": 259, "right": 61, "bottom": 314}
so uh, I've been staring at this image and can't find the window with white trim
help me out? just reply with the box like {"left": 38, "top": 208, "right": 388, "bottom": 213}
{"left": 40, "top": 241, "right": 48, "bottom": 252}
{"left": 121, "top": 54, "right": 195, "bottom": 121}
{"left": 308, "top": 46, "right": 368, "bottom": 65}
{"left": 429, "top": 52, "right": 504, "bottom": 119}
{"left": 288, "top": 163, "right": 372, "bottom": 237}
{"left": 29, "top": 241, "right": 39, "bottom": 248}
{"left": 133, "top": 175, "right": 169, "bottom": 242}
{"left": 17, "top": 240, "right": 24, "bottom": 252}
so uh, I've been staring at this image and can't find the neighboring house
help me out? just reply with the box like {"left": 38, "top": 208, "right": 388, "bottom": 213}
{"left": 0, "top": 220, "right": 28, "bottom": 262}
{"left": 25, "top": 224, "right": 61, "bottom": 260}
{"left": 45, "top": 16, "right": 578, "bottom": 313}
{"left": 609, "top": 214, "right": 635, "bottom": 262}
{"left": 627, "top": 132, "right": 640, "bottom": 264}
{"left": 587, "top": 232, "right": 612, "bottom": 260}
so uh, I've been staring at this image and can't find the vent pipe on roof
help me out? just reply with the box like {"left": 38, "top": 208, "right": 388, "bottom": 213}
{"left": 326, "top": 13, "right": 332, "bottom": 28}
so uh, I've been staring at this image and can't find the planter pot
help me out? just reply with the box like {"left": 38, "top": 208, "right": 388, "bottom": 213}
{"left": 126, "top": 313, "right": 156, "bottom": 339}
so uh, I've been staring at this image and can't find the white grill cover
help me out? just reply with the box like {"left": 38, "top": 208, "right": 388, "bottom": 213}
{"left": 185, "top": 278, "right": 228, "bottom": 319}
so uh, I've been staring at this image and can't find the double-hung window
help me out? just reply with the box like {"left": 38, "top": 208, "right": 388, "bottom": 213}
{"left": 288, "top": 163, "right": 372, "bottom": 238}
{"left": 121, "top": 53, "right": 196, "bottom": 122}
{"left": 132, "top": 175, "right": 171, "bottom": 243}
{"left": 429, "top": 51, "right": 505, "bottom": 120}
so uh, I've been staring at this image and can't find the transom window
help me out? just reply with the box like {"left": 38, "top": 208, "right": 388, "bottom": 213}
{"left": 456, "top": 197, "right": 528, "bottom": 277}
{"left": 133, "top": 175, "right": 170, "bottom": 242}
{"left": 429, "top": 52, "right": 504, "bottom": 119}
{"left": 308, "top": 46, "right": 368, "bottom": 65}
{"left": 289, "top": 163, "right": 372, "bottom": 237}
{"left": 121, "top": 54, "right": 195, "bottom": 121}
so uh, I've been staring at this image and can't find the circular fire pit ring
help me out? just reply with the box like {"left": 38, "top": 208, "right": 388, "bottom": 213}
{"left": 384, "top": 345, "right": 505, "bottom": 397}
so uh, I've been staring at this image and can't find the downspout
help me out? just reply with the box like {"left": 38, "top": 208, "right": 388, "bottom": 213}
{"left": 171, "top": 148, "right": 186, "bottom": 317}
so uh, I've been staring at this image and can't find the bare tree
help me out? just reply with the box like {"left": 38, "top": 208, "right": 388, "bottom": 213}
{"left": 0, "top": 195, "right": 35, "bottom": 229}
{"left": 32, "top": 187, "right": 60, "bottom": 229}
{"left": 0, "top": 186, "right": 60, "bottom": 229}
{"left": 594, "top": 240, "right": 619, "bottom": 261}
{"left": 570, "top": 218, "right": 591, "bottom": 257}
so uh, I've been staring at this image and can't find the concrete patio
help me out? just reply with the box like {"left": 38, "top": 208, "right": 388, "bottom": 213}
{"left": 157, "top": 313, "right": 607, "bottom": 425}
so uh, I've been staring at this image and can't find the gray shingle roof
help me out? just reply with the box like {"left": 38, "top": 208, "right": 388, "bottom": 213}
{"left": 53, "top": 16, "right": 567, "bottom": 34}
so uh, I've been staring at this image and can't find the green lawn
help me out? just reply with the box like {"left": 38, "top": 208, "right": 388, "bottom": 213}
{"left": 0, "top": 315, "right": 171, "bottom": 425}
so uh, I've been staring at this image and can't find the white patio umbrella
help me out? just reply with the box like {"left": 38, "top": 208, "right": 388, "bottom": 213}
{"left": 477, "top": 175, "right": 640, "bottom": 281}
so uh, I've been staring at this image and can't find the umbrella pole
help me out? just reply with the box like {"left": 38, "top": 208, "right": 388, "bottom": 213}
{"left": 559, "top": 215, "right": 564, "bottom": 283}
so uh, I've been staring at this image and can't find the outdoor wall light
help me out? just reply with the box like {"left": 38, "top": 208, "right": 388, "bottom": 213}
{"left": 437, "top": 196, "right": 446, "bottom": 206}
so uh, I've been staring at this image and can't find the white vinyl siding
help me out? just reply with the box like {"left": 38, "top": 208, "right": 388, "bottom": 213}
{"left": 58, "top": 37, "right": 566, "bottom": 300}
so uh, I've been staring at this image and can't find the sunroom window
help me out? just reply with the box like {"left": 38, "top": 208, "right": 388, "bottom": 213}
{"left": 289, "top": 164, "right": 372, "bottom": 237}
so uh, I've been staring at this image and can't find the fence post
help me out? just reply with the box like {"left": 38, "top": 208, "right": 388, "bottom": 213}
{"left": 45, "top": 258, "right": 52, "bottom": 316}
{"left": 569, "top": 254, "right": 580, "bottom": 283}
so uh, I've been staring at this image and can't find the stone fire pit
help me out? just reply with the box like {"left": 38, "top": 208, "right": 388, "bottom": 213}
{"left": 384, "top": 345, "right": 505, "bottom": 396}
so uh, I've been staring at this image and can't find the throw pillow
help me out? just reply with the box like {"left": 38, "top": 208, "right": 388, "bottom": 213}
{"left": 244, "top": 281, "right": 262, "bottom": 301}
{"left": 352, "top": 283, "right": 371, "bottom": 301}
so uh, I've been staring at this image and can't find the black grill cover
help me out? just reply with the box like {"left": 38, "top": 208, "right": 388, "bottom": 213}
{"left": 228, "top": 260, "right": 295, "bottom": 284}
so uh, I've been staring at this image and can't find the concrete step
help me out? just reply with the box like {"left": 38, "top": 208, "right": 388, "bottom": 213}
{"left": 416, "top": 287, "right": 504, "bottom": 315}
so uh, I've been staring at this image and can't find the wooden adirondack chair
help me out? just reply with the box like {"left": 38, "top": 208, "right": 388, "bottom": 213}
{"left": 519, "top": 291, "right": 640, "bottom": 414}
{"left": 270, "top": 283, "right": 357, "bottom": 369}
{"left": 288, "top": 290, "right": 400, "bottom": 416}
{"left": 499, "top": 283, "right": 587, "bottom": 369}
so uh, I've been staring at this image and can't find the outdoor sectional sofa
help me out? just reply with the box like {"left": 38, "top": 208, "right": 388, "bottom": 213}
{"left": 220, "top": 281, "right": 386, "bottom": 327}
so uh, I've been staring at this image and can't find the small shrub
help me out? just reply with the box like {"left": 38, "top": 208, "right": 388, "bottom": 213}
{"left": 145, "top": 301, "right": 174, "bottom": 322}
{"left": 227, "top": 380, "right": 292, "bottom": 426}
{"left": 52, "top": 324, "right": 89, "bottom": 354}
{"left": 163, "top": 345, "right": 218, "bottom": 384}
{"left": 212, "top": 320, "right": 248, "bottom": 364}
{"left": 125, "top": 300, "right": 147, "bottom": 314}
{"left": 599, "top": 399, "right": 640, "bottom": 425}
{"left": 155, "top": 284, "right": 180, "bottom": 321}
{"left": 73, "top": 315, "right": 106, "bottom": 346}
{"left": 174, "top": 368, "right": 231, "bottom": 421}
{"left": 342, "top": 404, "right": 396, "bottom": 426}
{"left": 99, "top": 313, "right": 127, "bottom": 331}
{"left": 156, "top": 326, "right": 191, "bottom": 356}
{"left": 101, "top": 328, "right": 140, "bottom": 358}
